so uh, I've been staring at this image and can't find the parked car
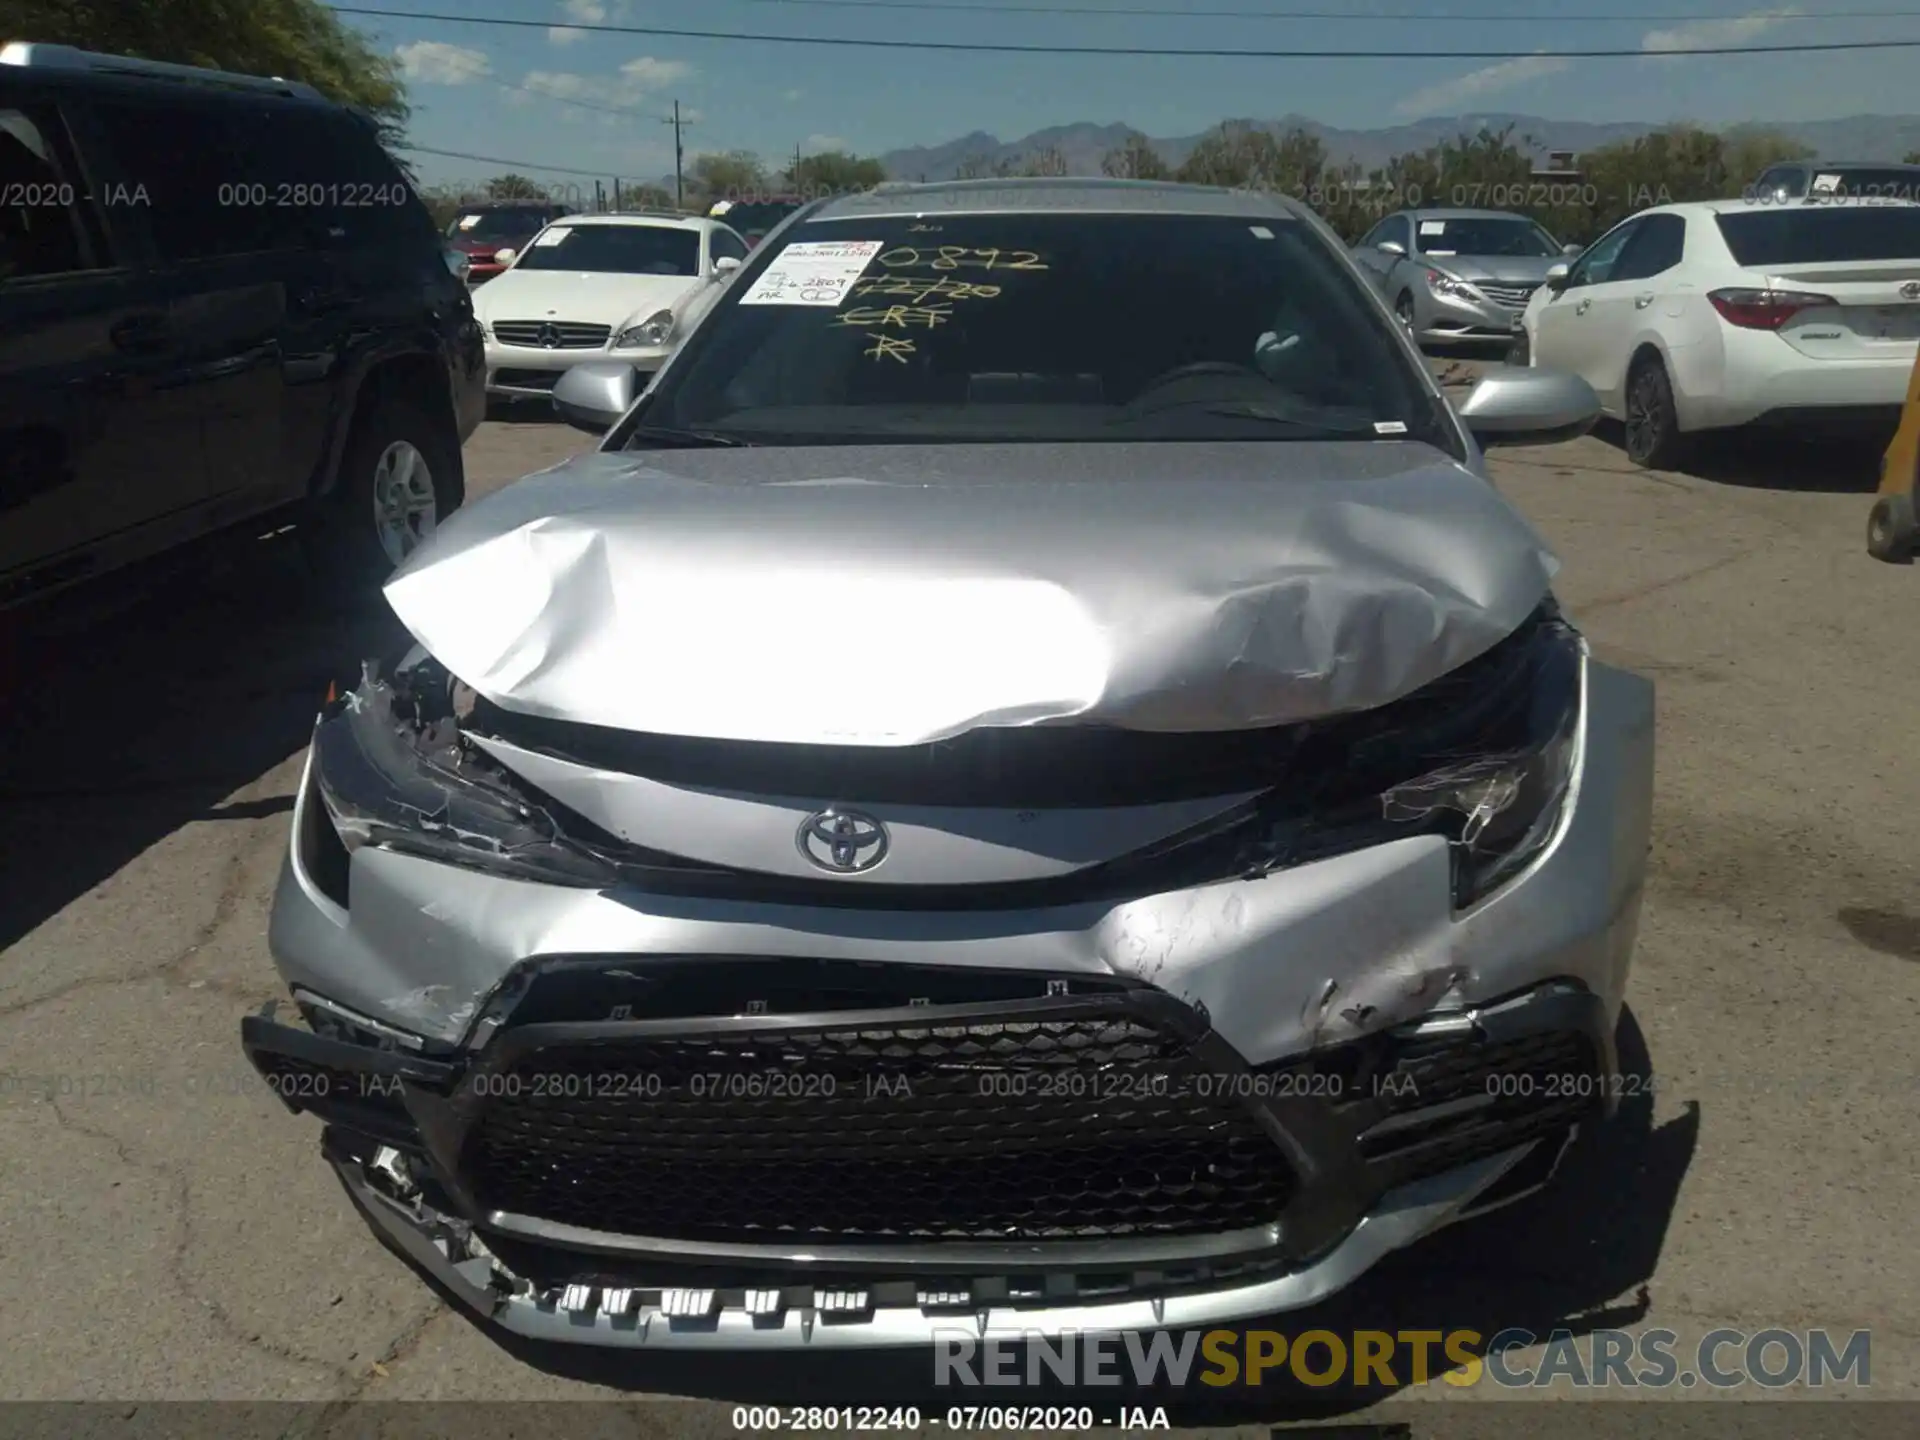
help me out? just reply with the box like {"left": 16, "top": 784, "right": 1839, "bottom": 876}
{"left": 1868, "top": 346, "right": 1920, "bottom": 560}
{"left": 243, "top": 178, "right": 1655, "bottom": 1351}
{"left": 1748, "top": 160, "right": 1920, "bottom": 204}
{"left": 0, "top": 42, "right": 484, "bottom": 607}
{"left": 1353, "top": 208, "right": 1581, "bottom": 344}
{"left": 708, "top": 195, "right": 808, "bottom": 248}
{"left": 446, "top": 200, "right": 572, "bottom": 284}
{"left": 473, "top": 212, "right": 749, "bottom": 404}
{"left": 1518, "top": 199, "right": 1920, "bottom": 468}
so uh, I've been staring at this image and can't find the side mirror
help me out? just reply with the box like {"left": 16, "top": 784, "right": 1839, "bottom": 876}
{"left": 493, "top": 247, "right": 518, "bottom": 266}
{"left": 552, "top": 362, "right": 639, "bottom": 436}
{"left": 1377, "top": 240, "right": 1406, "bottom": 257}
{"left": 713, "top": 255, "right": 742, "bottom": 278}
{"left": 1455, "top": 366, "right": 1600, "bottom": 448}
{"left": 1544, "top": 261, "right": 1571, "bottom": 290}
{"left": 1562, "top": 242, "right": 1583, "bottom": 256}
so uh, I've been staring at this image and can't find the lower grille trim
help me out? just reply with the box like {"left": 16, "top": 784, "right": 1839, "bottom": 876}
{"left": 485, "top": 1207, "right": 1287, "bottom": 1270}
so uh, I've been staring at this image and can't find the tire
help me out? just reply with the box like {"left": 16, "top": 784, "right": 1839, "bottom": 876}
{"left": 1623, "top": 354, "right": 1687, "bottom": 470}
{"left": 308, "top": 395, "right": 463, "bottom": 596}
{"left": 1505, "top": 330, "right": 1531, "bottom": 367}
{"left": 1867, "top": 492, "right": 1918, "bottom": 563}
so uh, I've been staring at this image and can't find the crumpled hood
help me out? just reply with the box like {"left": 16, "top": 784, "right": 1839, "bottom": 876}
{"left": 383, "top": 441, "right": 1559, "bottom": 746}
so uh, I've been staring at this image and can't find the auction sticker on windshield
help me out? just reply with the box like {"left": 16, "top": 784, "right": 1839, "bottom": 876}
{"left": 533, "top": 228, "right": 571, "bottom": 246}
{"left": 740, "top": 240, "right": 885, "bottom": 306}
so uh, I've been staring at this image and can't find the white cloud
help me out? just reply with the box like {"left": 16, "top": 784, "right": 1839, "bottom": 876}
{"left": 783, "top": 89, "right": 804, "bottom": 102}
{"left": 548, "top": 28, "right": 587, "bottom": 46}
{"left": 806, "top": 134, "right": 848, "bottom": 152}
{"left": 394, "top": 41, "right": 491, "bottom": 85}
{"left": 561, "top": 0, "right": 611, "bottom": 20}
{"left": 519, "top": 56, "right": 691, "bottom": 114}
{"left": 1393, "top": 53, "right": 1569, "bottom": 119}
{"left": 1641, "top": 9, "right": 1797, "bottom": 61}
{"left": 620, "top": 56, "right": 691, "bottom": 86}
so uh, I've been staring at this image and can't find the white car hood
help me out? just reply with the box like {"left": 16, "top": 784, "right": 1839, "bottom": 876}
{"left": 384, "top": 441, "right": 1559, "bottom": 748}
{"left": 475, "top": 269, "right": 700, "bottom": 326}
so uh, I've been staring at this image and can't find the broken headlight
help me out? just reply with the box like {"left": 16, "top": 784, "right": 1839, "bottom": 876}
{"left": 309, "top": 659, "right": 619, "bottom": 889}
{"left": 1377, "top": 615, "right": 1583, "bottom": 906}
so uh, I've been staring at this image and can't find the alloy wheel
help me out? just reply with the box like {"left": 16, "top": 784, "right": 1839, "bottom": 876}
{"left": 371, "top": 441, "right": 438, "bottom": 566}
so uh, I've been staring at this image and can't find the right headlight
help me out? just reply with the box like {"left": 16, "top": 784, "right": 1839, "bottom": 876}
{"left": 615, "top": 309, "right": 675, "bottom": 348}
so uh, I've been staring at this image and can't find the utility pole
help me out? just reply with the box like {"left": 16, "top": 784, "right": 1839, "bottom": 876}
{"left": 662, "top": 100, "right": 690, "bottom": 208}
{"left": 613, "top": 177, "right": 623, "bottom": 210}
{"left": 792, "top": 142, "right": 803, "bottom": 186}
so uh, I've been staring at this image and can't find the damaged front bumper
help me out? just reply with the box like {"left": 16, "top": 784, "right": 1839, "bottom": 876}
{"left": 241, "top": 629, "right": 1654, "bottom": 1347}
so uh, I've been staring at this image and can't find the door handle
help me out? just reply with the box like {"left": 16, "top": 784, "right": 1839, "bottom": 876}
{"left": 109, "top": 312, "right": 171, "bottom": 352}
{"left": 1575, "top": 298, "right": 1592, "bottom": 315}
{"left": 1634, "top": 293, "right": 1655, "bottom": 309}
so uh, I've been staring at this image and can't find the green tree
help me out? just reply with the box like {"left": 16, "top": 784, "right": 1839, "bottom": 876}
{"left": 619, "top": 182, "right": 676, "bottom": 210}
{"left": 10, "top": 0, "right": 409, "bottom": 145}
{"left": 1101, "top": 131, "right": 1169, "bottom": 180}
{"left": 485, "top": 173, "right": 547, "bottom": 200}
{"left": 953, "top": 153, "right": 1013, "bottom": 179}
{"left": 1722, "top": 130, "right": 1813, "bottom": 183}
{"left": 788, "top": 150, "right": 886, "bottom": 196}
{"left": 691, "top": 150, "right": 768, "bottom": 204}
{"left": 1018, "top": 146, "right": 1069, "bottom": 177}
{"left": 1175, "top": 122, "right": 1328, "bottom": 198}
{"left": 1906, "top": 150, "right": 1920, "bottom": 165}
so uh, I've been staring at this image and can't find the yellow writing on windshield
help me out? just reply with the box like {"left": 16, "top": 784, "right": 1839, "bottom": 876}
{"left": 864, "top": 334, "right": 915, "bottom": 363}
{"left": 835, "top": 304, "right": 953, "bottom": 330}
{"left": 852, "top": 275, "right": 1003, "bottom": 303}
{"left": 875, "top": 246, "right": 1047, "bottom": 272}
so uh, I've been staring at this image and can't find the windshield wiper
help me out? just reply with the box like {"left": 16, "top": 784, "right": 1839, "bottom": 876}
{"left": 624, "top": 425, "right": 754, "bottom": 449}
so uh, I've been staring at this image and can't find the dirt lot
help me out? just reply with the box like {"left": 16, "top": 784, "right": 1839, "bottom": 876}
{"left": 1, "top": 371, "right": 1915, "bottom": 1428}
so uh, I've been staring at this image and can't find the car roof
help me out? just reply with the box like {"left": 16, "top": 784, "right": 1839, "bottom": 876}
{"left": 457, "top": 199, "right": 566, "bottom": 210}
{"left": 1787, "top": 160, "right": 1920, "bottom": 171}
{"left": 558, "top": 212, "right": 710, "bottom": 230}
{"left": 808, "top": 177, "right": 1313, "bottom": 223}
{"left": 1630, "top": 198, "right": 1920, "bottom": 219}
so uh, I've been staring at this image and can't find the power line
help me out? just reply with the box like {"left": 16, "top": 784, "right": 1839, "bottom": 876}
{"left": 336, "top": 6, "right": 1920, "bottom": 58}
{"left": 392, "top": 141, "right": 624, "bottom": 178}
{"left": 526, "top": 0, "right": 1920, "bottom": 21}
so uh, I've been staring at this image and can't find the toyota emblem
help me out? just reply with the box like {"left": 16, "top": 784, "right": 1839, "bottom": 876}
{"left": 797, "top": 808, "right": 889, "bottom": 874}
{"left": 1903, "top": 282, "right": 1920, "bottom": 300}
{"left": 537, "top": 322, "right": 561, "bottom": 348}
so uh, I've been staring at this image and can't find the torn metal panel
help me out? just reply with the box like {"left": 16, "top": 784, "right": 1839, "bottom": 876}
{"left": 382, "top": 441, "right": 1556, "bottom": 746}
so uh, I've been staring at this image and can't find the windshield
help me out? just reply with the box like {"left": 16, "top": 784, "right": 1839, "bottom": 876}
{"left": 720, "top": 201, "right": 804, "bottom": 238}
{"left": 630, "top": 212, "right": 1442, "bottom": 447}
{"left": 1817, "top": 169, "right": 1920, "bottom": 199}
{"left": 1415, "top": 217, "right": 1559, "bottom": 258}
{"left": 449, "top": 207, "right": 554, "bottom": 242}
{"left": 1716, "top": 206, "right": 1920, "bottom": 265}
{"left": 512, "top": 223, "right": 702, "bottom": 275}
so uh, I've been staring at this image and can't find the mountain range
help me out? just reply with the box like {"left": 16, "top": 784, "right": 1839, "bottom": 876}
{"left": 873, "top": 113, "right": 1920, "bottom": 180}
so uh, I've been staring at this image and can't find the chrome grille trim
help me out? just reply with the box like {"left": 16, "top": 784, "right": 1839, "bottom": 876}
{"left": 492, "top": 320, "right": 612, "bottom": 348}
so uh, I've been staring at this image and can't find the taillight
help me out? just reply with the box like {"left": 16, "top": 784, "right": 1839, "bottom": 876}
{"left": 1708, "top": 288, "right": 1837, "bottom": 329}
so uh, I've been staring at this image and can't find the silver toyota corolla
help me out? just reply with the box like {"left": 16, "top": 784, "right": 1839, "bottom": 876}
{"left": 243, "top": 179, "right": 1654, "bottom": 1351}
{"left": 1353, "top": 208, "right": 1583, "bottom": 344}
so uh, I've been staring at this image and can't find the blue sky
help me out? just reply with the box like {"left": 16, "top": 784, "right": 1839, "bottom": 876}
{"left": 357, "top": 2, "right": 1920, "bottom": 191}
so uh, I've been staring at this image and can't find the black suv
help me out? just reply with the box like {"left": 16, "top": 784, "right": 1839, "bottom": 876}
{"left": 0, "top": 43, "right": 486, "bottom": 608}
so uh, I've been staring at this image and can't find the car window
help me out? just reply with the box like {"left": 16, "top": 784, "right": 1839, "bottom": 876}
{"left": 1415, "top": 217, "right": 1560, "bottom": 258}
{"left": 1716, "top": 205, "right": 1920, "bottom": 265}
{"left": 89, "top": 100, "right": 272, "bottom": 260}
{"left": 1564, "top": 219, "right": 1640, "bottom": 287}
{"left": 450, "top": 206, "right": 556, "bottom": 242}
{"left": 709, "top": 227, "right": 750, "bottom": 263}
{"left": 232, "top": 105, "right": 430, "bottom": 249}
{"left": 513, "top": 223, "right": 701, "bottom": 275}
{"left": 1356, "top": 220, "right": 1388, "bottom": 249}
{"left": 1382, "top": 215, "right": 1411, "bottom": 250}
{"left": 1825, "top": 168, "right": 1920, "bottom": 201}
{"left": 1609, "top": 214, "right": 1686, "bottom": 282}
{"left": 1755, "top": 166, "right": 1804, "bottom": 198}
{"left": 635, "top": 212, "right": 1445, "bottom": 449}
{"left": 0, "top": 103, "right": 104, "bottom": 281}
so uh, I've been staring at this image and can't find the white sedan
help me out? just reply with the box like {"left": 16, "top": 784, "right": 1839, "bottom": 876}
{"left": 1518, "top": 198, "right": 1920, "bottom": 467}
{"left": 474, "top": 213, "right": 750, "bottom": 403}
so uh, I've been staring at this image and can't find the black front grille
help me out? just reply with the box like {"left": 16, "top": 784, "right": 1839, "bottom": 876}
{"left": 491, "top": 368, "right": 561, "bottom": 390}
{"left": 1475, "top": 281, "right": 1537, "bottom": 308}
{"left": 462, "top": 1010, "right": 1298, "bottom": 1244}
{"left": 492, "top": 320, "right": 611, "bottom": 348}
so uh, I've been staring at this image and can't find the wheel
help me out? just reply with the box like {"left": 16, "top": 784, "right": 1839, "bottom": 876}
{"left": 308, "top": 395, "right": 463, "bottom": 595}
{"left": 1623, "top": 354, "right": 1687, "bottom": 470}
{"left": 1394, "top": 292, "right": 1417, "bottom": 336}
{"left": 1867, "top": 492, "right": 1918, "bottom": 563}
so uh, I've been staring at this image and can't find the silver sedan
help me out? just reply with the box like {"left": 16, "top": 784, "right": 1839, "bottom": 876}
{"left": 1355, "top": 208, "right": 1582, "bottom": 345}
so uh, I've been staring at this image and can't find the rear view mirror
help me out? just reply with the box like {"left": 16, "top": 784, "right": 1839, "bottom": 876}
{"left": 1456, "top": 366, "right": 1599, "bottom": 448}
{"left": 1377, "top": 240, "right": 1406, "bottom": 256}
{"left": 552, "top": 363, "right": 639, "bottom": 436}
{"left": 713, "top": 255, "right": 742, "bottom": 277}
{"left": 1544, "top": 261, "right": 1570, "bottom": 289}
{"left": 1562, "top": 242, "right": 1583, "bottom": 256}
